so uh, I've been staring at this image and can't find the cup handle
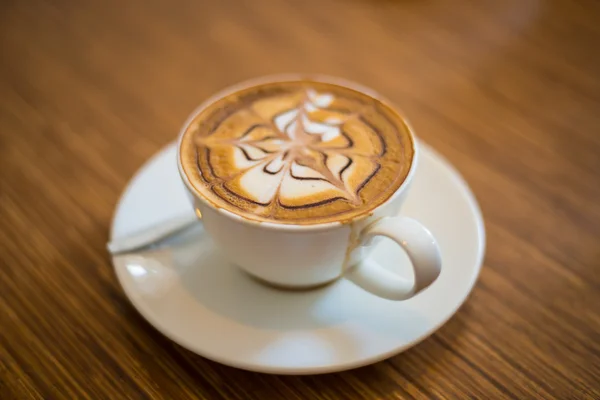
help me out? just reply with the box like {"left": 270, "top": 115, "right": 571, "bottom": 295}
{"left": 345, "top": 217, "right": 442, "bottom": 301}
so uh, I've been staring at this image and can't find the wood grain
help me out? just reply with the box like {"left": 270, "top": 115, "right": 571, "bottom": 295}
{"left": 1, "top": 0, "right": 599, "bottom": 398}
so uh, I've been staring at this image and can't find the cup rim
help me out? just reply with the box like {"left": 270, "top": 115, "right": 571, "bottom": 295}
{"left": 176, "top": 73, "right": 418, "bottom": 232}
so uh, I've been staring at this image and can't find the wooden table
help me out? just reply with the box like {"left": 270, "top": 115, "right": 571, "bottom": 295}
{"left": 1, "top": 0, "right": 599, "bottom": 398}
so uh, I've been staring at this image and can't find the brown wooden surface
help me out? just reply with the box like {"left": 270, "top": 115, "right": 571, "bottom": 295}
{"left": 1, "top": 0, "right": 599, "bottom": 398}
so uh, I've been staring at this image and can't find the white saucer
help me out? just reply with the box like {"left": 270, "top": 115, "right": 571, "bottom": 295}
{"left": 110, "top": 142, "right": 485, "bottom": 375}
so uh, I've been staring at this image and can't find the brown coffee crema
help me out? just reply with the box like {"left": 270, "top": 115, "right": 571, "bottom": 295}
{"left": 179, "top": 79, "right": 414, "bottom": 225}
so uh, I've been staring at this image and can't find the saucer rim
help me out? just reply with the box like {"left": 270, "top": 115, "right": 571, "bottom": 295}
{"left": 111, "top": 141, "right": 485, "bottom": 375}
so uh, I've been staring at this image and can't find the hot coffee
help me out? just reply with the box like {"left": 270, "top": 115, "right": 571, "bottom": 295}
{"left": 179, "top": 78, "right": 414, "bottom": 225}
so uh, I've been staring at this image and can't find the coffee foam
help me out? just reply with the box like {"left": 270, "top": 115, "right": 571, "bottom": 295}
{"left": 179, "top": 80, "right": 413, "bottom": 225}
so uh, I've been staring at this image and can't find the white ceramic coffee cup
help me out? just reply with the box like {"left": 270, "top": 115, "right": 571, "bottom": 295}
{"left": 176, "top": 75, "right": 441, "bottom": 301}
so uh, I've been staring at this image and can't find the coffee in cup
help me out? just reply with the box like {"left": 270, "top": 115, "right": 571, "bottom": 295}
{"left": 179, "top": 80, "right": 414, "bottom": 225}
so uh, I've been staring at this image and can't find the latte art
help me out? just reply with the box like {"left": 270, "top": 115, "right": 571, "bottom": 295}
{"left": 179, "top": 80, "right": 414, "bottom": 224}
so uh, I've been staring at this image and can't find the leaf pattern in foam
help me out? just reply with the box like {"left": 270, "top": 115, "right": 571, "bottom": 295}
{"left": 198, "top": 89, "right": 382, "bottom": 208}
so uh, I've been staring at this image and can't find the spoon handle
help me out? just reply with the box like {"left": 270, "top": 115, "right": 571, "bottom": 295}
{"left": 107, "top": 213, "right": 199, "bottom": 255}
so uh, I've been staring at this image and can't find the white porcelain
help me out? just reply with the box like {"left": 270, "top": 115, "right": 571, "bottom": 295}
{"left": 110, "top": 142, "right": 485, "bottom": 374}
{"left": 175, "top": 75, "right": 442, "bottom": 300}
